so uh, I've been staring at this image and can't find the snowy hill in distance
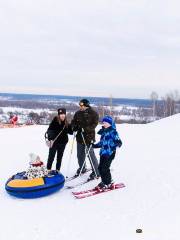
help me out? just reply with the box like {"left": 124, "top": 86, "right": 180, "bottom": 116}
{"left": 0, "top": 114, "right": 180, "bottom": 240}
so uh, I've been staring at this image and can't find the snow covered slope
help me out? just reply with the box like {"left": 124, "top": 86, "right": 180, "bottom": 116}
{"left": 0, "top": 114, "right": 180, "bottom": 240}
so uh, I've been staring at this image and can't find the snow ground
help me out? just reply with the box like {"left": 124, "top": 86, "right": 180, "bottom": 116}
{"left": 0, "top": 114, "right": 180, "bottom": 240}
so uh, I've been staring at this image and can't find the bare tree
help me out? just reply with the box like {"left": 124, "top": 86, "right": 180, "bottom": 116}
{"left": 28, "top": 112, "right": 41, "bottom": 124}
{"left": 150, "top": 91, "right": 158, "bottom": 120}
{"left": 97, "top": 102, "right": 105, "bottom": 119}
{"left": 163, "top": 90, "right": 180, "bottom": 116}
{"left": 109, "top": 94, "right": 113, "bottom": 116}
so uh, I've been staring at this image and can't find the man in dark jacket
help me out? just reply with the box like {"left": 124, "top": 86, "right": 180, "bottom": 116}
{"left": 71, "top": 99, "right": 100, "bottom": 180}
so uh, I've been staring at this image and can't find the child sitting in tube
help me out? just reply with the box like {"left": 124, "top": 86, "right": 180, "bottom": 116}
{"left": 25, "top": 153, "right": 48, "bottom": 179}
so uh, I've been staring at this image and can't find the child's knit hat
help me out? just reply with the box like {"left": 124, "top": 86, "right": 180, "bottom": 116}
{"left": 102, "top": 116, "right": 113, "bottom": 125}
{"left": 102, "top": 116, "right": 116, "bottom": 129}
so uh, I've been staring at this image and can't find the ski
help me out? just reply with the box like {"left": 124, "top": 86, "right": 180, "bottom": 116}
{"left": 65, "top": 177, "right": 97, "bottom": 189}
{"left": 72, "top": 183, "right": 125, "bottom": 199}
{"left": 65, "top": 168, "right": 91, "bottom": 182}
{"left": 65, "top": 175, "right": 78, "bottom": 182}
{"left": 66, "top": 168, "right": 113, "bottom": 183}
{"left": 72, "top": 183, "right": 125, "bottom": 195}
{"left": 72, "top": 183, "right": 124, "bottom": 195}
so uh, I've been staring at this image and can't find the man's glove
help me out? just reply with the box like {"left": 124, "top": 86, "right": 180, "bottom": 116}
{"left": 71, "top": 124, "right": 80, "bottom": 132}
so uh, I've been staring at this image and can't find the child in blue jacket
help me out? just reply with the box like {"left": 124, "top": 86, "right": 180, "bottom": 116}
{"left": 93, "top": 116, "right": 122, "bottom": 190}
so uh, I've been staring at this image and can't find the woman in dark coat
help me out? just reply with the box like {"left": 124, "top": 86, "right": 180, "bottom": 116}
{"left": 46, "top": 108, "right": 73, "bottom": 172}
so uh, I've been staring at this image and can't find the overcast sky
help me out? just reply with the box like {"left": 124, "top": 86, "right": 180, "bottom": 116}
{"left": 0, "top": 0, "right": 180, "bottom": 98}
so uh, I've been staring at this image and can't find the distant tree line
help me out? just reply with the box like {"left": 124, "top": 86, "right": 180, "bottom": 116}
{"left": 0, "top": 90, "right": 180, "bottom": 125}
{"left": 150, "top": 90, "right": 180, "bottom": 119}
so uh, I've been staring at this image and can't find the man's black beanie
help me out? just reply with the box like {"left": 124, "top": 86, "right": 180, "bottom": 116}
{"left": 79, "top": 99, "right": 90, "bottom": 107}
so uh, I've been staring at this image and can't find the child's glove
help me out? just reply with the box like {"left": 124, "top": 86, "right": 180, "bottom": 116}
{"left": 92, "top": 143, "right": 101, "bottom": 148}
{"left": 116, "top": 139, "right": 122, "bottom": 148}
{"left": 91, "top": 143, "right": 96, "bottom": 148}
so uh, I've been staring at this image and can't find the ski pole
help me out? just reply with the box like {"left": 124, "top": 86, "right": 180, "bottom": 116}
{"left": 65, "top": 131, "right": 76, "bottom": 179}
{"left": 81, "top": 130, "right": 98, "bottom": 178}
{"left": 78, "top": 143, "right": 92, "bottom": 176}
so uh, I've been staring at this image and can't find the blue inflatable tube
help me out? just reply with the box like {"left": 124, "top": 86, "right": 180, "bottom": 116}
{"left": 5, "top": 171, "right": 65, "bottom": 198}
